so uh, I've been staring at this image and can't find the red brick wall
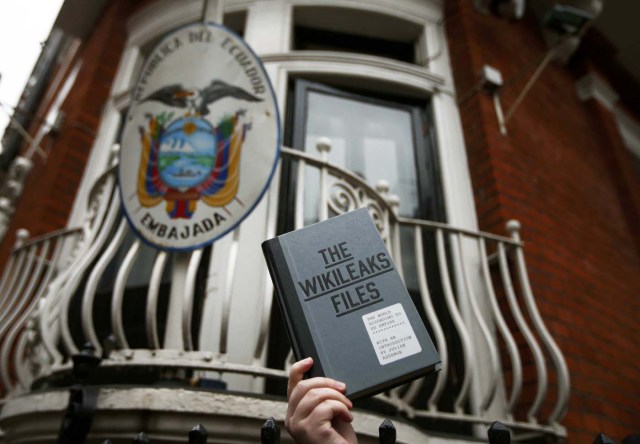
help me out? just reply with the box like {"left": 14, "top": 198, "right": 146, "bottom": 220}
{"left": 0, "top": 0, "right": 134, "bottom": 264}
{"left": 446, "top": 1, "right": 640, "bottom": 441}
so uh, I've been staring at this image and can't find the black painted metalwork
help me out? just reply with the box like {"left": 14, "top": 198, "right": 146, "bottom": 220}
{"left": 132, "top": 432, "right": 150, "bottom": 443}
{"left": 101, "top": 415, "right": 640, "bottom": 443}
{"left": 622, "top": 435, "right": 640, "bottom": 444}
{"left": 56, "top": 343, "right": 102, "bottom": 444}
{"left": 487, "top": 421, "right": 511, "bottom": 444}
{"left": 261, "top": 417, "right": 281, "bottom": 444}
{"left": 594, "top": 433, "right": 616, "bottom": 444}
{"left": 379, "top": 418, "right": 397, "bottom": 444}
{"left": 188, "top": 424, "right": 208, "bottom": 444}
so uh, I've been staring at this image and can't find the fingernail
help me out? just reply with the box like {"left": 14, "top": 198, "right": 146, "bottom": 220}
{"left": 337, "top": 381, "right": 346, "bottom": 391}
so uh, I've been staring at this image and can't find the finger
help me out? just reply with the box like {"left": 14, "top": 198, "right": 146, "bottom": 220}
{"left": 287, "top": 357, "right": 313, "bottom": 401}
{"left": 333, "top": 418, "right": 358, "bottom": 443}
{"left": 288, "top": 377, "right": 347, "bottom": 413}
{"left": 288, "top": 400, "right": 353, "bottom": 443}
{"left": 310, "top": 399, "right": 354, "bottom": 424}
{"left": 287, "top": 377, "right": 348, "bottom": 423}
{"left": 294, "top": 387, "right": 353, "bottom": 420}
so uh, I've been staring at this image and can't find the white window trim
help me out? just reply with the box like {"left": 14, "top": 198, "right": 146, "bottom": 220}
{"left": 615, "top": 107, "right": 640, "bottom": 160}
{"left": 576, "top": 72, "right": 640, "bottom": 161}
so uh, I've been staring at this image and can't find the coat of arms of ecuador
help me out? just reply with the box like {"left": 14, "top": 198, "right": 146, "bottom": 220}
{"left": 119, "top": 23, "right": 280, "bottom": 250}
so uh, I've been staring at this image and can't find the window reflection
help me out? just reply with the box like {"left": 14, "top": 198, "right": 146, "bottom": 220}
{"left": 303, "top": 91, "right": 419, "bottom": 223}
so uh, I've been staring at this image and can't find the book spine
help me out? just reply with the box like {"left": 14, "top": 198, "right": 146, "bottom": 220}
{"left": 262, "top": 238, "right": 324, "bottom": 378}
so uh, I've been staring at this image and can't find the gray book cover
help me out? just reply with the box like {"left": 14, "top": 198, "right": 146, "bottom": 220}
{"left": 262, "top": 208, "right": 440, "bottom": 399}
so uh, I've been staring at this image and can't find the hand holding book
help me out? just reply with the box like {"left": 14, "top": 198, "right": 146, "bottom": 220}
{"left": 286, "top": 358, "right": 358, "bottom": 444}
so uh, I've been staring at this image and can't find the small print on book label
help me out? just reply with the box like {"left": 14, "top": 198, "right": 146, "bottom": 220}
{"left": 363, "top": 303, "right": 421, "bottom": 365}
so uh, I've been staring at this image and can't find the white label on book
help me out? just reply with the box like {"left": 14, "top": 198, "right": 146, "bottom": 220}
{"left": 362, "top": 303, "right": 422, "bottom": 365}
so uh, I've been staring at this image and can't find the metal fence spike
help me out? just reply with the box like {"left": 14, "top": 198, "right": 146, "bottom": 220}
{"left": 594, "top": 433, "right": 616, "bottom": 444}
{"left": 189, "top": 424, "right": 208, "bottom": 443}
{"left": 488, "top": 421, "right": 511, "bottom": 444}
{"left": 379, "top": 418, "right": 396, "bottom": 444}
{"left": 261, "top": 417, "right": 280, "bottom": 444}
{"left": 71, "top": 343, "right": 102, "bottom": 381}
{"left": 133, "top": 432, "right": 150, "bottom": 443}
{"left": 56, "top": 386, "right": 98, "bottom": 444}
{"left": 622, "top": 434, "right": 640, "bottom": 444}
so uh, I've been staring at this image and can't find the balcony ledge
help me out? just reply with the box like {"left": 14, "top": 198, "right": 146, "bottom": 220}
{"left": 0, "top": 387, "right": 471, "bottom": 444}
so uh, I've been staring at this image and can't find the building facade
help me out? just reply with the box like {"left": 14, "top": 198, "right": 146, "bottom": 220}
{"left": 0, "top": 0, "right": 638, "bottom": 442}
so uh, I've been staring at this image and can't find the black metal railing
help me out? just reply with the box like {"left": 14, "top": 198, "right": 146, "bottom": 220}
{"left": 55, "top": 344, "right": 637, "bottom": 444}
{"left": 94, "top": 420, "right": 511, "bottom": 444}
{"left": 96, "top": 422, "right": 640, "bottom": 444}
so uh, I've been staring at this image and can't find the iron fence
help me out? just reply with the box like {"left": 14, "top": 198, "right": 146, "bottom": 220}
{"left": 1, "top": 143, "right": 571, "bottom": 441}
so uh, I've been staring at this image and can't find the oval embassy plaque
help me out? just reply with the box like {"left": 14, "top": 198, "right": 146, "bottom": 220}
{"left": 119, "top": 23, "right": 280, "bottom": 250}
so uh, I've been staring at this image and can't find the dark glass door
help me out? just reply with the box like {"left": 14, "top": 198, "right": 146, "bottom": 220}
{"left": 289, "top": 79, "right": 442, "bottom": 223}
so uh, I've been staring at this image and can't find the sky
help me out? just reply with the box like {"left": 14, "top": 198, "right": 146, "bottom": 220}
{"left": 0, "top": 0, "right": 65, "bottom": 137}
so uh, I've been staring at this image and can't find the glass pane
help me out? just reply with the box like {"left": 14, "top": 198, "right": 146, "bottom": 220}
{"left": 303, "top": 91, "right": 419, "bottom": 222}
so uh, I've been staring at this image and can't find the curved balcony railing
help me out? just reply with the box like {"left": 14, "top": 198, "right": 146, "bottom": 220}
{"left": 0, "top": 142, "right": 569, "bottom": 440}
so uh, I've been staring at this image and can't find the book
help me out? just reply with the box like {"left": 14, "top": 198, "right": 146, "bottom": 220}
{"left": 262, "top": 208, "right": 440, "bottom": 399}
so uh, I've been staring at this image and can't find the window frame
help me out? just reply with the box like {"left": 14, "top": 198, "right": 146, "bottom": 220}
{"left": 288, "top": 78, "right": 444, "bottom": 222}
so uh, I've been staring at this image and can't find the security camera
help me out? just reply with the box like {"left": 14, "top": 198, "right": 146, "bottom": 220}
{"left": 543, "top": 4, "right": 594, "bottom": 35}
{"left": 475, "top": 0, "right": 526, "bottom": 20}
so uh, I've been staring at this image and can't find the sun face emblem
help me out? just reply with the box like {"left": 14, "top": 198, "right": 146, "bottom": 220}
{"left": 157, "top": 117, "right": 217, "bottom": 190}
{"left": 183, "top": 120, "right": 198, "bottom": 135}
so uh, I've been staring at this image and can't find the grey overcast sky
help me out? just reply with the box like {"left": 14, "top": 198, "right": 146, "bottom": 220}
{"left": 0, "top": 0, "right": 65, "bottom": 138}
